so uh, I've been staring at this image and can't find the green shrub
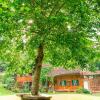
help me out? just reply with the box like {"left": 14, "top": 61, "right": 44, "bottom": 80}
{"left": 39, "top": 87, "right": 48, "bottom": 93}
{"left": 2, "top": 74, "right": 21, "bottom": 93}
{"left": 20, "top": 82, "right": 30, "bottom": 93}
{"left": 2, "top": 74, "right": 32, "bottom": 93}
{"left": 76, "top": 87, "right": 91, "bottom": 94}
{"left": 3, "top": 75, "right": 15, "bottom": 90}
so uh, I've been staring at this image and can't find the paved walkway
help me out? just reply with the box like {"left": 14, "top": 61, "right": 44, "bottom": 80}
{"left": 0, "top": 94, "right": 100, "bottom": 100}
{"left": 51, "top": 94, "right": 100, "bottom": 100}
{"left": 0, "top": 95, "right": 21, "bottom": 100}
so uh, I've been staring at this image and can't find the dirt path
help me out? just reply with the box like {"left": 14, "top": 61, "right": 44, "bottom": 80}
{"left": 0, "top": 94, "right": 100, "bottom": 100}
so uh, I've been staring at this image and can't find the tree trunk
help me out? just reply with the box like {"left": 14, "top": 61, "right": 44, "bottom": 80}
{"left": 31, "top": 43, "right": 44, "bottom": 95}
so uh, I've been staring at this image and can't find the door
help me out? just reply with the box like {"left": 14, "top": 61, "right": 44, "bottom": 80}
{"left": 84, "top": 80, "right": 89, "bottom": 90}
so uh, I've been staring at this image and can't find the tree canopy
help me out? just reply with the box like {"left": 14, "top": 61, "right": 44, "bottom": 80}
{"left": 0, "top": 0, "right": 99, "bottom": 72}
{"left": 0, "top": 0, "right": 100, "bottom": 95}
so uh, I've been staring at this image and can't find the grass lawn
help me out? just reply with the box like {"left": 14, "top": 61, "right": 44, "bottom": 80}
{"left": 0, "top": 83, "right": 14, "bottom": 96}
{"left": 0, "top": 72, "right": 14, "bottom": 95}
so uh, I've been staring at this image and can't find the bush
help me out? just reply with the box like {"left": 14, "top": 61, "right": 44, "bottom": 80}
{"left": 39, "top": 87, "right": 48, "bottom": 93}
{"left": 2, "top": 74, "right": 31, "bottom": 93}
{"left": 3, "top": 75, "right": 15, "bottom": 90}
{"left": 76, "top": 87, "right": 91, "bottom": 94}
{"left": 20, "top": 82, "right": 30, "bottom": 93}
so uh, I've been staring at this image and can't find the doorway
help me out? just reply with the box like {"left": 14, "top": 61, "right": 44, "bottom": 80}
{"left": 84, "top": 80, "right": 89, "bottom": 90}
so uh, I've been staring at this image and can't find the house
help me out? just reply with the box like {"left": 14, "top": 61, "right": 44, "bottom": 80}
{"left": 16, "top": 64, "right": 50, "bottom": 88}
{"left": 16, "top": 74, "right": 32, "bottom": 88}
{"left": 48, "top": 68, "right": 100, "bottom": 93}
{"left": 16, "top": 68, "right": 100, "bottom": 93}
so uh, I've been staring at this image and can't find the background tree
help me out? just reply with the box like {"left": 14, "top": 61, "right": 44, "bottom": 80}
{"left": 0, "top": 0, "right": 100, "bottom": 95}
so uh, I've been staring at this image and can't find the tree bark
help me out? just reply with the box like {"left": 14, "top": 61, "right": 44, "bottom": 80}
{"left": 31, "top": 43, "right": 44, "bottom": 95}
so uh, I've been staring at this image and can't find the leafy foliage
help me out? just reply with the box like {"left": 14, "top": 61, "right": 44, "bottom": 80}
{"left": 40, "top": 67, "right": 51, "bottom": 82}
{"left": 0, "top": 0, "right": 100, "bottom": 73}
{"left": 3, "top": 75, "right": 16, "bottom": 90}
{"left": 76, "top": 87, "right": 91, "bottom": 94}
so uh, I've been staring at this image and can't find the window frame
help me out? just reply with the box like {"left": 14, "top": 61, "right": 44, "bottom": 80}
{"left": 60, "top": 80, "right": 67, "bottom": 86}
{"left": 72, "top": 80, "right": 79, "bottom": 86}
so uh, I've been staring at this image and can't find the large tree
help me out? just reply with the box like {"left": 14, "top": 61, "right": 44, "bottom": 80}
{"left": 0, "top": 0, "right": 99, "bottom": 95}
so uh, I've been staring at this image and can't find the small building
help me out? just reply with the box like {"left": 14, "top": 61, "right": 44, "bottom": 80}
{"left": 48, "top": 68, "right": 100, "bottom": 93}
{"left": 16, "top": 68, "right": 100, "bottom": 93}
{"left": 16, "top": 74, "right": 32, "bottom": 88}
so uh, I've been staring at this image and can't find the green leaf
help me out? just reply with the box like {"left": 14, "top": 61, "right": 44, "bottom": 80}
{"left": 0, "top": 8, "right": 3, "bottom": 14}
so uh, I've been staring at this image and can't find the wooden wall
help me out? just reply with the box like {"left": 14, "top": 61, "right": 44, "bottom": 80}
{"left": 16, "top": 74, "right": 100, "bottom": 93}
{"left": 54, "top": 75, "right": 84, "bottom": 92}
{"left": 16, "top": 76, "right": 32, "bottom": 83}
{"left": 89, "top": 75, "right": 100, "bottom": 93}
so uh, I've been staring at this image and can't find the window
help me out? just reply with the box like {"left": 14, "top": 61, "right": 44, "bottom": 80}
{"left": 60, "top": 80, "right": 66, "bottom": 86}
{"left": 72, "top": 80, "right": 79, "bottom": 86}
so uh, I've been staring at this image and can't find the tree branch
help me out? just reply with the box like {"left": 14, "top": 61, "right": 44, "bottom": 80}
{"left": 48, "top": 1, "right": 58, "bottom": 17}
{"left": 48, "top": 2, "right": 65, "bottom": 31}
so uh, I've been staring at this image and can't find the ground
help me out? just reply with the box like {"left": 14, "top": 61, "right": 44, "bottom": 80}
{"left": 0, "top": 94, "right": 100, "bottom": 100}
{"left": 51, "top": 94, "right": 100, "bottom": 100}
{"left": 0, "top": 79, "right": 100, "bottom": 100}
